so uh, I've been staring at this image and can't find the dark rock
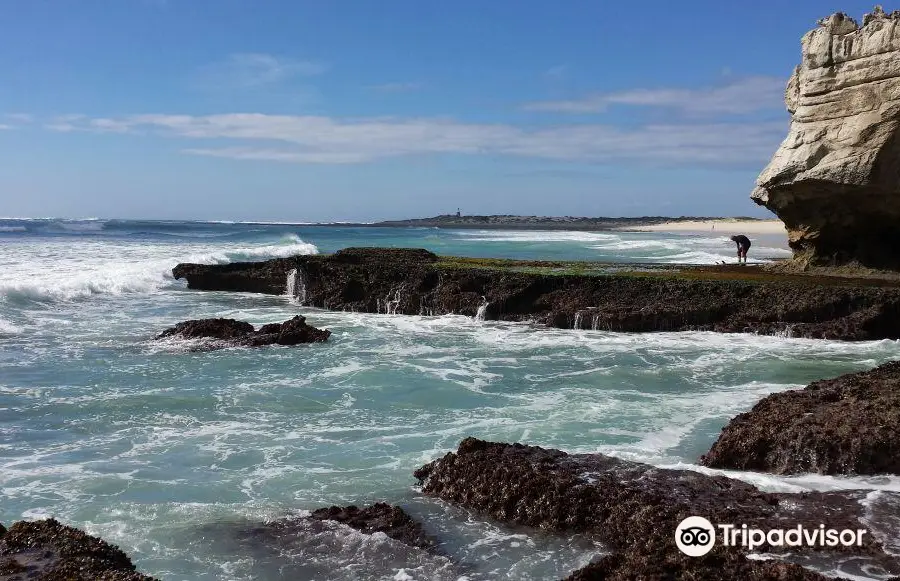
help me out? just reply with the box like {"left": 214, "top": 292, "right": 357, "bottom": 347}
{"left": 561, "top": 553, "right": 844, "bottom": 580}
{"left": 415, "top": 438, "right": 900, "bottom": 580}
{"left": 701, "top": 361, "right": 900, "bottom": 475}
{"left": 0, "top": 518, "right": 156, "bottom": 580}
{"left": 172, "top": 249, "right": 900, "bottom": 341}
{"left": 155, "top": 315, "right": 330, "bottom": 350}
{"left": 155, "top": 318, "right": 254, "bottom": 341}
{"left": 308, "top": 503, "right": 437, "bottom": 551}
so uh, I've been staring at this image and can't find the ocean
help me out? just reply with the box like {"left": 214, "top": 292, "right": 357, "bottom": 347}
{"left": 1, "top": 218, "right": 898, "bottom": 580}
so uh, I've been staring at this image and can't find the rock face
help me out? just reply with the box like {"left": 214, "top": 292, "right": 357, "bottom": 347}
{"left": 415, "top": 438, "right": 900, "bottom": 580}
{"left": 0, "top": 518, "right": 157, "bottom": 580}
{"left": 172, "top": 248, "right": 900, "bottom": 341}
{"left": 155, "top": 315, "right": 330, "bottom": 349}
{"left": 752, "top": 7, "right": 900, "bottom": 269}
{"left": 701, "top": 361, "right": 900, "bottom": 475}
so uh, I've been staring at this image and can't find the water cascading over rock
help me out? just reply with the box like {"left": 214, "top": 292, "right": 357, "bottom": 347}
{"left": 752, "top": 6, "right": 900, "bottom": 269}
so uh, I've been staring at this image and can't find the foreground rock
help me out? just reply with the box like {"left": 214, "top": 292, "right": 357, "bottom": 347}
{"left": 752, "top": 8, "right": 900, "bottom": 269}
{"left": 172, "top": 248, "right": 900, "bottom": 341}
{"left": 561, "top": 554, "right": 844, "bottom": 581}
{"left": 415, "top": 438, "right": 900, "bottom": 580}
{"left": 701, "top": 361, "right": 900, "bottom": 475}
{"left": 155, "top": 315, "right": 330, "bottom": 349}
{"left": 0, "top": 518, "right": 156, "bottom": 580}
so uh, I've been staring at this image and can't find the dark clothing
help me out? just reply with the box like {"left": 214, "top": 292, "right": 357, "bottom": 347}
{"left": 731, "top": 235, "right": 751, "bottom": 250}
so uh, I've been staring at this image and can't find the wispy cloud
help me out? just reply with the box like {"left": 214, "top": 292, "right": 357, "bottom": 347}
{"left": 196, "top": 53, "right": 327, "bottom": 89}
{"left": 524, "top": 76, "right": 787, "bottom": 116}
{"left": 0, "top": 124, "right": 11, "bottom": 130}
{"left": 370, "top": 81, "right": 424, "bottom": 93}
{"left": 543, "top": 65, "right": 570, "bottom": 80}
{"left": 44, "top": 112, "right": 785, "bottom": 168}
{"left": 44, "top": 114, "right": 87, "bottom": 132}
{"left": 5, "top": 113, "right": 33, "bottom": 123}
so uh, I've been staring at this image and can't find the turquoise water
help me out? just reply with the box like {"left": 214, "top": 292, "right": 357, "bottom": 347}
{"left": 1, "top": 219, "right": 898, "bottom": 580}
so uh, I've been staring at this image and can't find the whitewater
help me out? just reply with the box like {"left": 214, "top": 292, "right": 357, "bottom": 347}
{"left": 1, "top": 218, "right": 897, "bottom": 580}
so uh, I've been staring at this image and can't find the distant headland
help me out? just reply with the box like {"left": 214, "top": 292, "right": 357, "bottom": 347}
{"left": 367, "top": 214, "right": 778, "bottom": 232}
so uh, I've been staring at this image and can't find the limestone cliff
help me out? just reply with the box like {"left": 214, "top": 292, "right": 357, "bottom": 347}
{"left": 752, "top": 6, "right": 900, "bottom": 269}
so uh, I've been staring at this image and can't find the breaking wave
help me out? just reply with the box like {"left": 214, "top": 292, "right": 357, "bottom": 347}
{"left": 0, "top": 234, "right": 318, "bottom": 303}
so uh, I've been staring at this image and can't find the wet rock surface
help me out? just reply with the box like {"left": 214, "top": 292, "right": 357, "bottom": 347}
{"left": 198, "top": 503, "right": 457, "bottom": 580}
{"left": 415, "top": 438, "right": 900, "bottom": 581}
{"left": 0, "top": 518, "right": 156, "bottom": 581}
{"left": 701, "top": 361, "right": 900, "bottom": 475}
{"left": 155, "top": 315, "right": 330, "bottom": 349}
{"left": 561, "top": 553, "right": 844, "bottom": 580}
{"left": 172, "top": 247, "right": 900, "bottom": 341}
{"left": 307, "top": 503, "right": 437, "bottom": 551}
{"left": 751, "top": 8, "right": 900, "bottom": 269}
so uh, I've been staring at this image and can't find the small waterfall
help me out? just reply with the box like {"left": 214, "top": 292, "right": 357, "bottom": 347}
{"left": 591, "top": 313, "right": 601, "bottom": 331}
{"left": 776, "top": 324, "right": 795, "bottom": 339}
{"left": 285, "top": 268, "right": 307, "bottom": 305}
{"left": 574, "top": 311, "right": 584, "bottom": 330}
{"left": 381, "top": 287, "right": 403, "bottom": 315}
{"left": 474, "top": 297, "right": 489, "bottom": 322}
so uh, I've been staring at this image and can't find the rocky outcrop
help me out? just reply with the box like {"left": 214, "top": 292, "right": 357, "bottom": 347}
{"left": 307, "top": 503, "right": 437, "bottom": 552}
{"left": 155, "top": 315, "right": 330, "bottom": 349}
{"left": 233, "top": 503, "right": 437, "bottom": 553}
{"left": 172, "top": 248, "right": 900, "bottom": 341}
{"left": 701, "top": 361, "right": 900, "bottom": 475}
{"left": 752, "top": 7, "right": 900, "bottom": 269}
{"left": 0, "top": 518, "right": 157, "bottom": 580}
{"left": 415, "top": 438, "right": 900, "bottom": 580}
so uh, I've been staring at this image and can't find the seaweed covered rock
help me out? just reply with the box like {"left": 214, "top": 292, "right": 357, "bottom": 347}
{"left": 561, "top": 552, "right": 843, "bottom": 581}
{"left": 415, "top": 438, "right": 900, "bottom": 580}
{"left": 701, "top": 361, "right": 900, "bottom": 475}
{"left": 0, "top": 518, "right": 156, "bottom": 580}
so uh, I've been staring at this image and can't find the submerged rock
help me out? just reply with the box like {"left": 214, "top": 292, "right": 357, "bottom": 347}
{"left": 202, "top": 503, "right": 454, "bottom": 580}
{"left": 701, "top": 361, "right": 900, "bottom": 475}
{"left": 415, "top": 438, "right": 900, "bottom": 580}
{"left": 752, "top": 9, "right": 900, "bottom": 269}
{"left": 308, "top": 503, "right": 437, "bottom": 552}
{"left": 155, "top": 315, "right": 330, "bottom": 349}
{"left": 0, "top": 518, "right": 156, "bottom": 580}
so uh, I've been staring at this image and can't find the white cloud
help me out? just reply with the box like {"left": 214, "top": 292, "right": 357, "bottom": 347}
{"left": 524, "top": 76, "right": 787, "bottom": 116}
{"left": 48, "top": 112, "right": 786, "bottom": 168}
{"left": 197, "top": 53, "right": 327, "bottom": 89}
{"left": 0, "top": 124, "right": 11, "bottom": 130}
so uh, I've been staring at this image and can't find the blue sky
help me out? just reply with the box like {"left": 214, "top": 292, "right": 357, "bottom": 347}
{"left": 0, "top": 1, "right": 882, "bottom": 221}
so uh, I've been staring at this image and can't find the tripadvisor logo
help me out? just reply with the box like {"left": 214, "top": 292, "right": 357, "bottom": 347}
{"left": 675, "top": 516, "right": 716, "bottom": 556}
{"left": 675, "top": 516, "right": 868, "bottom": 557}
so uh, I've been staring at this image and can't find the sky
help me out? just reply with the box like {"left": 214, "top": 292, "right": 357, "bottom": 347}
{"left": 0, "top": 1, "right": 884, "bottom": 221}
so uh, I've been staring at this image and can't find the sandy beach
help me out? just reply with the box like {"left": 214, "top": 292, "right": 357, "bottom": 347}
{"left": 620, "top": 219, "right": 786, "bottom": 235}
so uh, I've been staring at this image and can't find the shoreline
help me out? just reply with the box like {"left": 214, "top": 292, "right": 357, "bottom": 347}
{"left": 617, "top": 218, "right": 786, "bottom": 235}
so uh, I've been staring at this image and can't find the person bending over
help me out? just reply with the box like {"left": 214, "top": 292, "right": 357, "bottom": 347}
{"left": 731, "top": 235, "right": 751, "bottom": 264}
